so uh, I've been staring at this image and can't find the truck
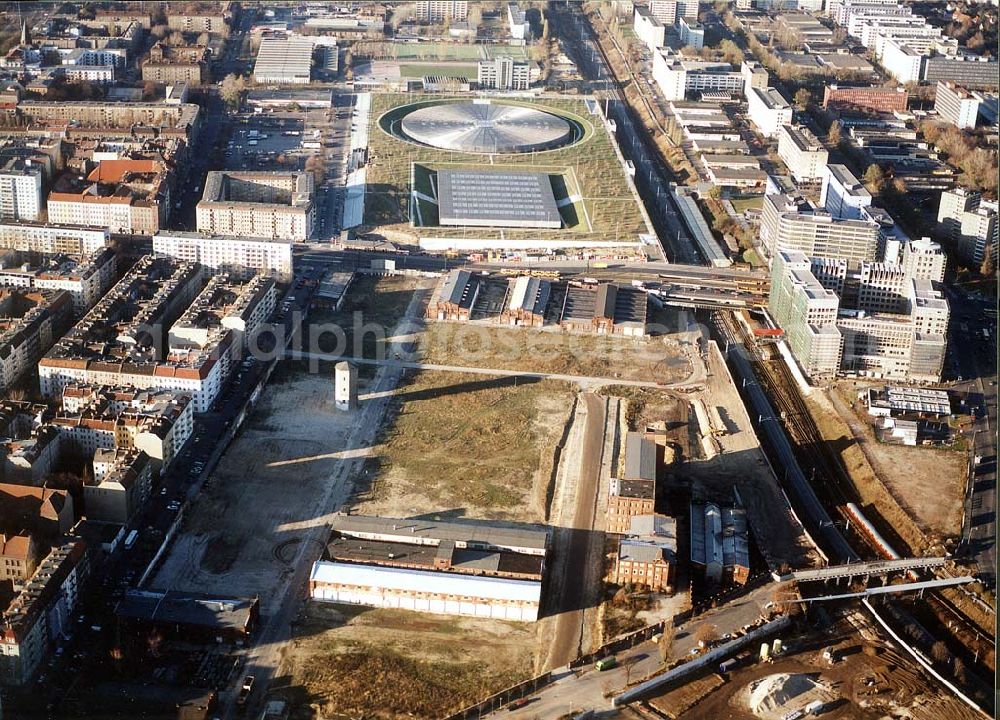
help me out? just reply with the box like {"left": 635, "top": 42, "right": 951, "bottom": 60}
{"left": 595, "top": 656, "right": 617, "bottom": 671}
{"left": 237, "top": 675, "right": 255, "bottom": 706}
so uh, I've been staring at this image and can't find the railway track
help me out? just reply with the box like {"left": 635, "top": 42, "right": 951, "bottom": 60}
{"left": 713, "top": 309, "right": 995, "bottom": 697}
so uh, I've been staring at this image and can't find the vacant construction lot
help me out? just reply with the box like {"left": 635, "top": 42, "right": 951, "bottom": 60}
{"left": 827, "top": 384, "right": 967, "bottom": 540}
{"left": 304, "top": 274, "right": 431, "bottom": 376}
{"left": 149, "top": 367, "right": 360, "bottom": 613}
{"left": 282, "top": 603, "right": 536, "bottom": 720}
{"left": 150, "top": 277, "right": 426, "bottom": 612}
{"left": 420, "top": 322, "right": 694, "bottom": 384}
{"left": 351, "top": 370, "right": 575, "bottom": 523}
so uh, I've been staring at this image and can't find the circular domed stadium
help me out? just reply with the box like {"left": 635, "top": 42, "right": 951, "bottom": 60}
{"left": 398, "top": 102, "right": 574, "bottom": 154}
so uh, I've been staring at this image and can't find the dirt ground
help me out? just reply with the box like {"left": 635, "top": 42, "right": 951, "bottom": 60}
{"left": 349, "top": 370, "right": 576, "bottom": 523}
{"left": 654, "top": 631, "right": 985, "bottom": 720}
{"left": 281, "top": 602, "right": 537, "bottom": 720}
{"left": 149, "top": 366, "right": 361, "bottom": 613}
{"left": 829, "top": 382, "right": 968, "bottom": 540}
{"left": 420, "top": 322, "right": 695, "bottom": 383}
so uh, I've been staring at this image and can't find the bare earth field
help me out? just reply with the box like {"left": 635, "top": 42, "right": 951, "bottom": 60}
{"left": 282, "top": 602, "right": 536, "bottom": 720}
{"left": 830, "top": 384, "right": 967, "bottom": 539}
{"left": 149, "top": 366, "right": 359, "bottom": 613}
{"left": 351, "top": 370, "right": 576, "bottom": 523}
{"left": 420, "top": 322, "right": 695, "bottom": 384}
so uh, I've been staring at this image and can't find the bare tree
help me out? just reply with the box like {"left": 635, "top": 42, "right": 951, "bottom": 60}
{"left": 220, "top": 73, "right": 244, "bottom": 109}
{"left": 694, "top": 623, "right": 719, "bottom": 647}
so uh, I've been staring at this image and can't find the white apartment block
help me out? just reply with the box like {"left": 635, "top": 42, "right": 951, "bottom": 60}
{"left": 0, "top": 223, "right": 109, "bottom": 255}
{"left": 196, "top": 171, "right": 314, "bottom": 242}
{"left": 747, "top": 87, "right": 793, "bottom": 138}
{"left": 880, "top": 37, "right": 924, "bottom": 84}
{"left": 652, "top": 50, "right": 742, "bottom": 101}
{"left": 58, "top": 65, "right": 116, "bottom": 84}
{"left": 742, "top": 60, "right": 769, "bottom": 95}
{"left": 934, "top": 81, "right": 981, "bottom": 130}
{"left": 477, "top": 57, "right": 530, "bottom": 91}
{"left": 678, "top": 17, "right": 704, "bottom": 50}
{"left": 777, "top": 124, "right": 828, "bottom": 182}
{"left": 648, "top": 0, "right": 679, "bottom": 24}
{"left": 0, "top": 165, "right": 43, "bottom": 222}
{"left": 153, "top": 231, "right": 293, "bottom": 281}
{"left": 634, "top": 7, "right": 666, "bottom": 50}
{"left": 415, "top": 1, "right": 468, "bottom": 22}
{"left": 820, "top": 164, "right": 872, "bottom": 220}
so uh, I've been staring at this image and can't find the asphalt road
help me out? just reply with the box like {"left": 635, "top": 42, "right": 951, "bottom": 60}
{"left": 946, "top": 287, "right": 998, "bottom": 586}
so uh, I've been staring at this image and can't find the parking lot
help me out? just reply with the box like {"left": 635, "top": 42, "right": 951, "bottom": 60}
{"left": 225, "top": 98, "right": 355, "bottom": 240}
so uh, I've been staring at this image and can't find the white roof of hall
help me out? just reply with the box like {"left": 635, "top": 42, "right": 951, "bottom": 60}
{"left": 310, "top": 560, "right": 542, "bottom": 602}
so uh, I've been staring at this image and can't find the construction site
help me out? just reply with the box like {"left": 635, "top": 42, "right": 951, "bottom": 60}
{"left": 139, "top": 266, "right": 992, "bottom": 720}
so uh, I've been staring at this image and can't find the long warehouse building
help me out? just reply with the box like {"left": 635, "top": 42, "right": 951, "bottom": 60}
{"left": 309, "top": 561, "right": 542, "bottom": 621}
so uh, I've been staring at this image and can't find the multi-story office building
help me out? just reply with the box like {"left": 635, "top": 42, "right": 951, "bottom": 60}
{"left": 761, "top": 194, "right": 881, "bottom": 263}
{"left": 829, "top": 0, "right": 905, "bottom": 27}
{"left": 777, "top": 124, "right": 828, "bottom": 181}
{"left": 922, "top": 54, "right": 998, "bottom": 90}
{"left": 937, "top": 188, "right": 999, "bottom": 265}
{"left": 770, "top": 244, "right": 950, "bottom": 382}
{"left": 196, "top": 171, "right": 314, "bottom": 241}
{"left": 477, "top": 57, "right": 530, "bottom": 90}
{"left": 747, "top": 86, "right": 793, "bottom": 138}
{"left": 153, "top": 231, "right": 293, "bottom": 281}
{"left": 741, "top": 60, "right": 769, "bottom": 94}
{"left": 880, "top": 37, "right": 925, "bottom": 84}
{"left": 822, "top": 84, "right": 909, "bottom": 115}
{"left": 934, "top": 81, "right": 981, "bottom": 129}
{"left": 769, "top": 251, "right": 844, "bottom": 378}
{"left": 820, "top": 164, "right": 872, "bottom": 220}
{"left": 415, "top": 1, "right": 468, "bottom": 22}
